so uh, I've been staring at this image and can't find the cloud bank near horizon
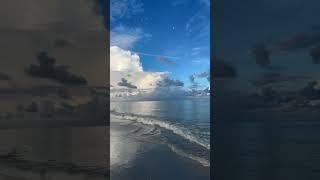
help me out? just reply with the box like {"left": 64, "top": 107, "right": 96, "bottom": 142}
{"left": 110, "top": 46, "right": 188, "bottom": 99}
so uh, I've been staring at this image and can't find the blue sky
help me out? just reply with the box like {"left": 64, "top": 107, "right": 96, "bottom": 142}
{"left": 110, "top": 0, "right": 210, "bottom": 89}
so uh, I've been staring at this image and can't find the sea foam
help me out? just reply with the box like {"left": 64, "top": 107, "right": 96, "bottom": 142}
{"left": 111, "top": 110, "right": 210, "bottom": 150}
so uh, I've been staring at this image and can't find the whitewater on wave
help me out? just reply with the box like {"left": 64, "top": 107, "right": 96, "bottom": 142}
{"left": 167, "top": 144, "right": 210, "bottom": 167}
{"left": 110, "top": 110, "right": 210, "bottom": 150}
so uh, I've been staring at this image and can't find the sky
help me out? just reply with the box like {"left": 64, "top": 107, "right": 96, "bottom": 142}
{"left": 213, "top": 0, "right": 320, "bottom": 91}
{"left": 0, "top": 0, "right": 210, "bottom": 99}
{"left": 0, "top": 0, "right": 107, "bottom": 87}
{"left": 110, "top": 0, "right": 210, "bottom": 93}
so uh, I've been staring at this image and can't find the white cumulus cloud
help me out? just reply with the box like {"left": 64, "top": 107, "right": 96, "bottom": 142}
{"left": 110, "top": 46, "right": 167, "bottom": 90}
{"left": 110, "top": 46, "right": 189, "bottom": 100}
{"left": 111, "top": 46, "right": 143, "bottom": 72}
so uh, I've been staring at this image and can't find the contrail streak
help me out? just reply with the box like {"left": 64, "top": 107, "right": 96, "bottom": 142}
{"left": 132, "top": 51, "right": 180, "bottom": 60}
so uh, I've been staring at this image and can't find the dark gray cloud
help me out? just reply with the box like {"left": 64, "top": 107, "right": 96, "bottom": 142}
{"left": 299, "top": 80, "right": 320, "bottom": 99}
{"left": 251, "top": 43, "right": 271, "bottom": 68}
{"left": 213, "top": 58, "right": 236, "bottom": 79}
{"left": 273, "top": 32, "right": 320, "bottom": 52}
{"left": 25, "top": 51, "right": 87, "bottom": 85}
{"left": 0, "top": 72, "right": 11, "bottom": 80}
{"left": 250, "top": 72, "right": 308, "bottom": 87}
{"left": 252, "top": 31, "right": 320, "bottom": 66}
{"left": 310, "top": 45, "right": 320, "bottom": 64}
{"left": 157, "top": 77, "right": 184, "bottom": 87}
{"left": 189, "top": 71, "right": 209, "bottom": 83}
{"left": 117, "top": 78, "right": 137, "bottom": 89}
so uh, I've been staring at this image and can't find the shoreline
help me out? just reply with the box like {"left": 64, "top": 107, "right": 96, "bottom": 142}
{"left": 110, "top": 118, "right": 210, "bottom": 180}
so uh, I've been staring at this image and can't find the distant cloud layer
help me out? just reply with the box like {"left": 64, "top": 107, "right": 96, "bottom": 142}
{"left": 273, "top": 32, "right": 320, "bottom": 53}
{"left": 157, "top": 77, "right": 184, "bottom": 87}
{"left": 251, "top": 31, "right": 320, "bottom": 67}
{"left": 117, "top": 78, "right": 137, "bottom": 89}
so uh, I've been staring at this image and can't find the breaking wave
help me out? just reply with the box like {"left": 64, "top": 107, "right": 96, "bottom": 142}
{"left": 110, "top": 110, "right": 210, "bottom": 150}
{"left": 168, "top": 144, "right": 210, "bottom": 167}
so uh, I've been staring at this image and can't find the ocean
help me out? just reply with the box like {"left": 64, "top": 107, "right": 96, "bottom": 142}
{"left": 110, "top": 97, "right": 210, "bottom": 168}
